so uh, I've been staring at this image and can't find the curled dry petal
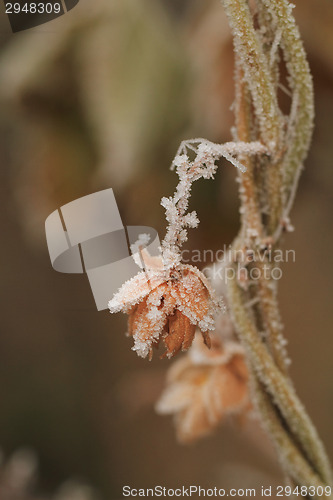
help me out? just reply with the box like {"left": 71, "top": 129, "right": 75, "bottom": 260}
{"left": 162, "top": 310, "right": 196, "bottom": 359}
{"left": 108, "top": 270, "right": 166, "bottom": 313}
{"left": 156, "top": 336, "right": 250, "bottom": 442}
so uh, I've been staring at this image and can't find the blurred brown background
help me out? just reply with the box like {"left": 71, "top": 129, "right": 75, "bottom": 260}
{"left": 0, "top": 0, "right": 332, "bottom": 498}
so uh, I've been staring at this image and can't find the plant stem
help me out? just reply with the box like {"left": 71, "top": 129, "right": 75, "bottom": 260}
{"left": 221, "top": 0, "right": 332, "bottom": 488}
{"left": 228, "top": 274, "right": 333, "bottom": 487}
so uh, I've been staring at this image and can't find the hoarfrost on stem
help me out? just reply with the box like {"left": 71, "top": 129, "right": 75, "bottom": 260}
{"left": 161, "top": 138, "right": 268, "bottom": 269}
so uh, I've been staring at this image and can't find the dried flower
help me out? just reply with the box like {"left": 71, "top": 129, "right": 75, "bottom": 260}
{"left": 109, "top": 138, "right": 266, "bottom": 359}
{"left": 156, "top": 334, "right": 250, "bottom": 442}
{"left": 109, "top": 257, "right": 222, "bottom": 359}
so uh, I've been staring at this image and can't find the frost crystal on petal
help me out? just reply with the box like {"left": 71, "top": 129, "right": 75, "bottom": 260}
{"left": 108, "top": 270, "right": 165, "bottom": 313}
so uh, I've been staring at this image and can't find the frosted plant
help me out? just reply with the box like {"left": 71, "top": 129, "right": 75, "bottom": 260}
{"left": 109, "top": 139, "right": 266, "bottom": 359}
{"left": 218, "top": 0, "right": 332, "bottom": 493}
{"left": 109, "top": 0, "right": 333, "bottom": 493}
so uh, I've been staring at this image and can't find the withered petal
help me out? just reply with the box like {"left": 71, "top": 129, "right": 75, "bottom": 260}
{"left": 171, "top": 271, "right": 210, "bottom": 323}
{"left": 161, "top": 310, "right": 196, "bottom": 359}
{"left": 128, "top": 300, "right": 148, "bottom": 337}
{"left": 175, "top": 399, "right": 213, "bottom": 443}
{"left": 128, "top": 284, "right": 179, "bottom": 358}
{"left": 212, "top": 364, "right": 249, "bottom": 410}
{"left": 201, "top": 330, "right": 212, "bottom": 349}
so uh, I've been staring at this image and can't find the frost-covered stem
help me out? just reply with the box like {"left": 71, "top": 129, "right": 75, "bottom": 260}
{"left": 251, "top": 376, "right": 329, "bottom": 498}
{"left": 227, "top": 273, "right": 333, "bottom": 487}
{"left": 234, "top": 70, "right": 263, "bottom": 237}
{"left": 221, "top": 0, "right": 331, "bottom": 487}
{"left": 255, "top": 2, "right": 280, "bottom": 87}
{"left": 255, "top": 261, "right": 289, "bottom": 375}
{"left": 220, "top": 0, "right": 282, "bottom": 148}
{"left": 221, "top": 0, "right": 284, "bottom": 234}
{"left": 160, "top": 140, "right": 267, "bottom": 269}
{"left": 253, "top": 0, "right": 315, "bottom": 242}
{"left": 234, "top": 67, "right": 289, "bottom": 375}
{"left": 258, "top": 0, "right": 314, "bottom": 209}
